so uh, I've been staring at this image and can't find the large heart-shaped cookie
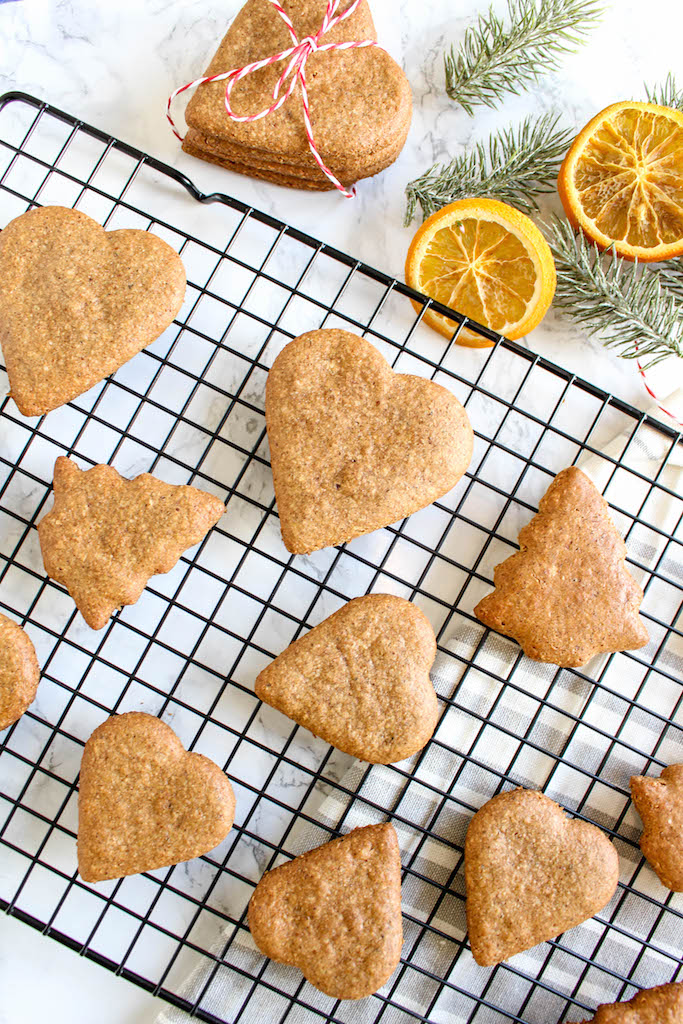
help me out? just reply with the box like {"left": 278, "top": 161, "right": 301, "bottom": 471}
{"left": 183, "top": 0, "right": 412, "bottom": 188}
{"left": 0, "top": 613, "right": 40, "bottom": 731}
{"left": 78, "top": 712, "right": 235, "bottom": 882}
{"left": 0, "top": 206, "right": 186, "bottom": 415}
{"left": 265, "top": 329, "right": 473, "bottom": 553}
{"left": 465, "top": 788, "right": 619, "bottom": 966}
{"left": 256, "top": 594, "right": 438, "bottom": 763}
{"left": 38, "top": 458, "right": 225, "bottom": 630}
{"left": 248, "top": 823, "right": 402, "bottom": 999}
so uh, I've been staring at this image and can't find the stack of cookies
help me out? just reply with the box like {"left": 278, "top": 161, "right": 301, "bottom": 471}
{"left": 182, "top": 0, "right": 412, "bottom": 191}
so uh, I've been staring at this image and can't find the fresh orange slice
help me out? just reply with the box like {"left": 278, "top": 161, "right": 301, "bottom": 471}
{"left": 558, "top": 100, "right": 683, "bottom": 262}
{"left": 405, "top": 198, "right": 556, "bottom": 347}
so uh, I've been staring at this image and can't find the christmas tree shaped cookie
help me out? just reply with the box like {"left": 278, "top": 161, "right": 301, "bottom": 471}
{"left": 249, "top": 823, "right": 402, "bottom": 999}
{"left": 631, "top": 764, "right": 683, "bottom": 891}
{"left": 474, "top": 466, "right": 648, "bottom": 667}
{"left": 38, "top": 458, "right": 224, "bottom": 629}
{"left": 181, "top": 0, "right": 412, "bottom": 191}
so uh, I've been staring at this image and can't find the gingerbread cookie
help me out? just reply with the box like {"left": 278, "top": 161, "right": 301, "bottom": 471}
{"left": 474, "top": 466, "right": 648, "bottom": 667}
{"left": 38, "top": 458, "right": 224, "bottom": 629}
{"left": 248, "top": 823, "right": 402, "bottom": 999}
{"left": 78, "top": 712, "right": 235, "bottom": 882}
{"left": 182, "top": 0, "right": 412, "bottom": 191}
{"left": 569, "top": 981, "right": 683, "bottom": 1023}
{"left": 465, "top": 788, "right": 619, "bottom": 966}
{"left": 631, "top": 765, "right": 683, "bottom": 891}
{"left": 0, "top": 613, "right": 40, "bottom": 731}
{"left": 256, "top": 594, "right": 438, "bottom": 763}
{"left": 0, "top": 206, "right": 186, "bottom": 416}
{"left": 265, "top": 329, "right": 473, "bottom": 553}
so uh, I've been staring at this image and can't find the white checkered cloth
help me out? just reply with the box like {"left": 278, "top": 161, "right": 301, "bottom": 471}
{"left": 156, "top": 392, "right": 683, "bottom": 1024}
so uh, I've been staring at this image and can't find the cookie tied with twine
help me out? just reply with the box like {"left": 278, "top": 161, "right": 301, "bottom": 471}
{"left": 168, "top": 0, "right": 412, "bottom": 195}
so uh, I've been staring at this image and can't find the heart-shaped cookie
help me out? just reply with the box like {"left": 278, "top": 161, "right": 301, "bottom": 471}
{"left": 265, "top": 329, "right": 473, "bottom": 553}
{"left": 38, "top": 458, "right": 225, "bottom": 630}
{"left": 183, "top": 0, "right": 412, "bottom": 189}
{"left": 248, "top": 823, "right": 402, "bottom": 999}
{"left": 631, "top": 765, "right": 683, "bottom": 891}
{"left": 0, "top": 612, "right": 40, "bottom": 731}
{"left": 569, "top": 981, "right": 683, "bottom": 1023}
{"left": 465, "top": 788, "right": 619, "bottom": 966}
{"left": 256, "top": 594, "right": 438, "bottom": 763}
{"left": 78, "top": 712, "right": 235, "bottom": 882}
{"left": 0, "top": 206, "right": 186, "bottom": 416}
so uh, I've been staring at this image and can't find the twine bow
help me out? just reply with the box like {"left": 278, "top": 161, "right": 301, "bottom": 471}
{"left": 167, "top": 0, "right": 381, "bottom": 197}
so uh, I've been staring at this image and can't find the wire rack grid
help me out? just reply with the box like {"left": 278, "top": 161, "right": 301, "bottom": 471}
{"left": 0, "top": 91, "right": 681, "bottom": 1024}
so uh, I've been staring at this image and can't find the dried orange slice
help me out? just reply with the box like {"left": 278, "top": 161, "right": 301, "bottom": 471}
{"left": 405, "top": 198, "right": 556, "bottom": 347}
{"left": 558, "top": 100, "right": 683, "bottom": 262}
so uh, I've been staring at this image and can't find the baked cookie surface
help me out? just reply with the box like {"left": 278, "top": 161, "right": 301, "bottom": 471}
{"left": 569, "top": 980, "right": 683, "bottom": 1022}
{"left": 0, "top": 205, "right": 186, "bottom": 416}
{"left": 248, "top": 823, "right": 402, "bottom": 999}
{"left": 465, "top": 788, "right": 619, "bottom": 966}
{"left": 183, "top": 0, "right": 412, "bottom": 188}
{"left": 255, "top": 593, "right": 438, "bottom": 763}
{"left": 0, "top": 612, "right": 40, "bottom": 731}
{"left": 38, "top": 458, "right": 224, "bottom": 629}
{"left": 78, "top": 712, "right": 235, "bottom": 882}
{"left": 631, "top": 765, "right": 683, "bottom": 891}
{"left": 474, "top": 466, "right": 648, "bottom": 666}
{"left": 266, "top": 329, "right": 473, "bottom": 553}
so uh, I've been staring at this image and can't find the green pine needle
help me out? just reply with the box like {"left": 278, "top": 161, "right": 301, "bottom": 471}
{"left": 404, "top": 113, "right": 572, "bottom": 225}
{"left": 644, "top": 72, "right": 683, "bottom": 110}
{"left": 445, "top": 0, "right": 603, "bottom": 115}
{"left": 546, "top": 217, "right": 683, "bottom": 367}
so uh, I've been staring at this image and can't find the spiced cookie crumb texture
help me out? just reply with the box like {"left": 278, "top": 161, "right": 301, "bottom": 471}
{"left": 475, "top": 466, "right": 649, "bottom": 666}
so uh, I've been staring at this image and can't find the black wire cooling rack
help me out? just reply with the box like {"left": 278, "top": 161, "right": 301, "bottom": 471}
{"left": 0, "top": 91, "right": 682, "bottom": 1024}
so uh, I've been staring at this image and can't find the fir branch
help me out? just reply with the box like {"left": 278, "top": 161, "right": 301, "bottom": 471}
{"left": 546, "top": 217, "right": 683, "bottom": 367}
{"left": 659, "top": 259, "right": 683, "bottom": 302}
{"left": 644, "top": 72, "right": 683, "bottom": 110}
{"left": 405, "top": 113, "right": 572, "bottom": 224}
{"left": 445, "top": 0, "right": 603, "bottom": 115}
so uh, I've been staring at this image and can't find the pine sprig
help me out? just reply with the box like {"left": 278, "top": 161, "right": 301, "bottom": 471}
{"left": 546, "top": 217, "right": 683, "bottom": 367}
{"left": 405, "top": 113, "right": 572, "bottom": 224}
{"left": 644, "top": 72, "right": 683, "bottom": 110}
{"left": 445, "top": 0, "right": 603, "bottom": 115}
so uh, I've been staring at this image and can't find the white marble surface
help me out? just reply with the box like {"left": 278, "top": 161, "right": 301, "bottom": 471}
{"left": 1, "top": 1, "right": 682, "bottom": 1021}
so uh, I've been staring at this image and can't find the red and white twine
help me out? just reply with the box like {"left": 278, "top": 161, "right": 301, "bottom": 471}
{"left": 167, "top": 0, "right": 380, "bottom": 197}
{"left": 636, "top": 355, "right": 683, "bottom": 428}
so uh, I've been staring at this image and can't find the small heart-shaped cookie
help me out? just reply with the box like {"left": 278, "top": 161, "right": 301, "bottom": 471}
{"left": 474, "top": 467, "right": 648, "bottom": 666}
{"left": 0, "top": 613, "right": 40, "bottom": 731}
{"left": 465, "top": 788, "right": 618, "bottom": 966}
{"left": 78, "top": 712, "right": 235, "bottom": 882}
{"left": 248, "top": 823, "right": 402, "bottom": 999}
{"left": 0, "top": 206, "right": 186, "bottom": 415}
{"left": 256, "top": 594, "right": 438, "bottom": 763}
{"left": 38, "top": 458, "right": 225, "bottom": 630}
{"left": 266, "top": 329, "right": 473, "bottom": 553}
{"left": 183, "top": 0, "right": 412, "bottom": 189}
{"left": 569, "top": 981, "right": 683, "bottom": 1023}
{"left": 631, "top": 765, "right": 683, "bottom": 891}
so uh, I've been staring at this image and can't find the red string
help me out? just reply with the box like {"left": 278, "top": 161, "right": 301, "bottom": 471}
{"left": 167, "top": 0, "right": 380, "bottom": 198}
